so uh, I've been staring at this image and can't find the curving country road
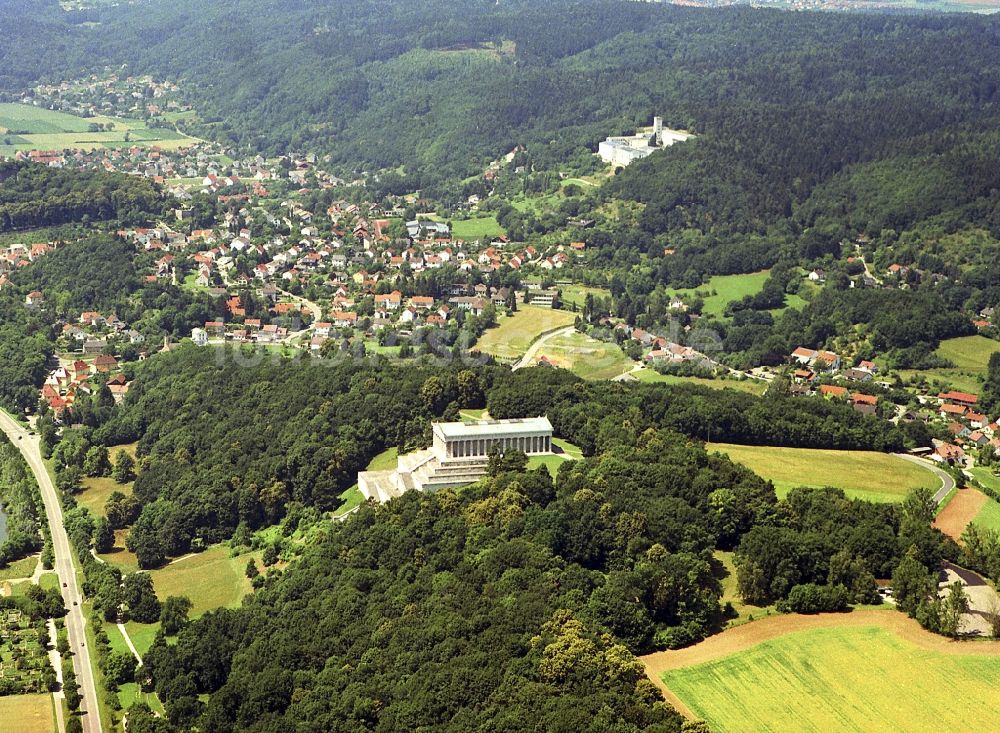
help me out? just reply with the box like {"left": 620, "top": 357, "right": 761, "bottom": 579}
{"left": 893, "top": 453, "right": 955, "bottom": 504}
{"left": 0, "top": 410, "right": 103, "bottom": 733}
{"left": 512, "top": 326, "right": 576, "bottom": 370}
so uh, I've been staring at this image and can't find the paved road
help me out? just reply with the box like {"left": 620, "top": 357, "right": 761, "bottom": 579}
{"left": 275, "top": 286, "right": 322, "bottom": 321}
{"left": 274, "top": 286, "right": 323, "bottom": 345}
{"left": 894, "top": 453, "right": 955, "bottom": 504}
{"left": 0, "top": 410, "right": 103, "bottom": 733}
{"left": 512, "top": 326, "right": 575, "bottom": 370}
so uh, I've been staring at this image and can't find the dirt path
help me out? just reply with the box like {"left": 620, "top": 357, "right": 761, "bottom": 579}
{"left": 934, "top": 488, "right": 988, "bottom": 542}
{"left": 117, "top": 622, "right": 143, "bottom": 666}
{"left": 640, "top": 610, "right": 1000, "bottom": 719}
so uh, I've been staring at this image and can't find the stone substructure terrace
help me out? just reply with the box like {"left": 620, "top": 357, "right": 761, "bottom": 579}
{"left": 358, "top": 417, "right": 553, "bottom": 503}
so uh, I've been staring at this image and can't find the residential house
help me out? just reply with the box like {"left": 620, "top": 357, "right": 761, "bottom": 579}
{"left": 819, "top": 384, "right": 848, "bottom": 399}
{"left": 851, "top": 393, "right": 878, "bottom": 416}
{"left": 938, "top": 391, "right": 978, "bottom": 408}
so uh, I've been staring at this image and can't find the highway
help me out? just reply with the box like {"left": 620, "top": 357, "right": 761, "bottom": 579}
{"left": 0, "top": 410, "right": 103, "bottom": 733}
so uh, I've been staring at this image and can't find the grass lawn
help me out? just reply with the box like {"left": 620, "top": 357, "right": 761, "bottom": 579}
{"left": 898, "top": 335, "right": 1000, "bottom": 394}
{"left": 366, "top": 447, "right": 398, "bottom": 471}
{"left": 510, "top": 191, "right": 561, "bottom": 215}
{"left": 76, "top": 443, "right": 138, "bottom": 518}
{"left": 77, "top": 476, "right": 131, "bottom": 518}
{"left": 661, "top": 624, "right": 1000, "bottom": 733}
{"left": 527, "top": 436, "right": 583, "bottom": 475}
{"left": 552, "top": 437, "right": 583, "bottom": 459}
{"left": 333, "top": 486, "right": 365, "bottom": 517}
{"left": 898, "top": 368, "right": 983, "bottom": 396}
{"left": 532, "top": 330, "right": 632, "bottom": 380}
{"left": 633, "top": 368, "right": 768, "bottom": 396}
{"left": 362, "top": 340, "right": 402, "bottom": 357}
{"left": 560, "top": 284, "right": 611, "bottom": 310}
{"left": 667, "top": 271, "right": 771, "bottom": 319}
{"left": 715, "top": 550, "right": 776, "bottom": 624}
{"left": 123, "top": 620, "right": 161, "bottom": 657}
{"left": 708, "top": 443, "right": 940, "bottom": 502}
{"left": 450, "top": 215, "right": 505, "bottom": 241}
{"left": 98, "top": 529, "right": 140, "bottom": 572}
{"left": 974, "top": 498, "right": 1000, "bottom": 532}
{"left": 0, "top": 103, "right": 91, "bottom": 133}
{"left": 333, "top": 447, "right": 399, "bottom": 517}
{"left": 103, "top": 621, "right": 131, "bottom": 657}
{"left": 0, "top": 694, "right": 54, "bottom": 733}
{"left": 936, "top": 334, "right": 1000, "bottom": 371}
{"left": 968, "top": 470, "right": 1000, "bottom": 531}
{"left": 0, "top": 555, "right": 38, "bottom": 581}
{"left": 117, "top": 681, "right": 165, "bottom": 716}
{"left": 38, "top": 572, "right": 59, "bottom": 591}
{"left": 460, "top": 408, "right": 489, "bottom": 420}
{"left": 476, "top": 306, "right": 576, "bottom": 359}
{"left": 149, "top": 544, "right": 259, "bottom": 617}
{"left": 526, "top": 453, "right": 570, "bottom": 475}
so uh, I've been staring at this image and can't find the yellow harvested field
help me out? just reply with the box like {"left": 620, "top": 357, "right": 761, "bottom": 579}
{"left": 475, "top": 306, "right": 575, "bottom": 359}
{"left": 645, "top": 611, "right": 1000, "bottom": 733}
{"left": 0, "top": 694, "right": 54, "bottom": 733}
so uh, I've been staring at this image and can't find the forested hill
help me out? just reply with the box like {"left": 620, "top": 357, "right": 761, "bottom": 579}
{"left": 4, "top": 0, "right": 1000, "bottom": 200}
{"left": 83, "top": 358, "right": 945, "bottom": 731}
{"left": 0, "top": 162, "right": 164, "bottom": 231}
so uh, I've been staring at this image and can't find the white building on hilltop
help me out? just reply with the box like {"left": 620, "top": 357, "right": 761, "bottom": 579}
{"left": 358, "top": 417, "right": 553, "bottom": 503}
{"left": 598, "top": 116, "right": 692, "bottom": 167}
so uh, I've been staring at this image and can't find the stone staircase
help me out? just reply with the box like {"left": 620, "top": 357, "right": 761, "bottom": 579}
{"left": 359, "top": 448, "right": 492, "bottom": 503}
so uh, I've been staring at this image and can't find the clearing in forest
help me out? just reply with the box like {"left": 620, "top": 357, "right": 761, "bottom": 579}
{"left": 149, "top": 544, "right": 260, "bottom": 616}
{"left": 666, "top": 271, "right": 770, "bottom": 319}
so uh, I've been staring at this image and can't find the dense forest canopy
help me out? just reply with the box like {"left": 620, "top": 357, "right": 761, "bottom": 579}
{"left": 0, "top": 3, "right": 989, "bottom": 728}
{"left": 67, "top": 355, "right": 946, "bottom": 732}
{"left": 0, "top": 161, "right": 165, "bottom": 231}
{"left": 3, "top": 1, "right": 1000, "bottom": 202}
{"left": 65, "top": 352, "right": 920, "bottom": 574}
